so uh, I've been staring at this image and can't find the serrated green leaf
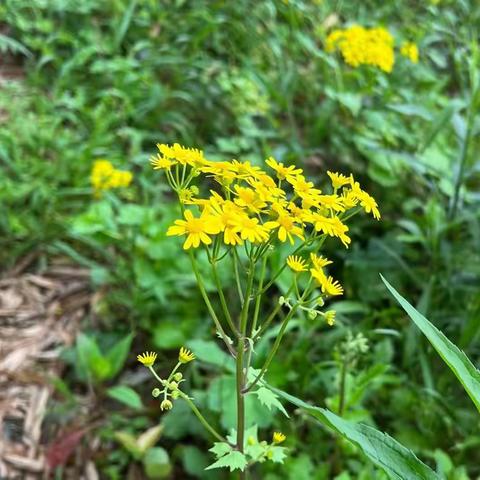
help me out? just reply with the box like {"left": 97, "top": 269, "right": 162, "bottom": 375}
{"left": 268, "top": 445, "right": 287, "bottom": 463}
{"left": 254, "top": 387, "right": 289, "bottom": 417}
{"left": 206, "top": 450, "right": 248, "bottom": 472}
{"left": 107, "top": 385, "right": 143, "bottom": 410}
{"left": 381, "top": 275, "right": 480, "bottom": 413}
{"left": 272, "top": 387, "right": 439, "bottom": 480}
{"left": 209, "top": 442, "right": 232, "bottom": 459}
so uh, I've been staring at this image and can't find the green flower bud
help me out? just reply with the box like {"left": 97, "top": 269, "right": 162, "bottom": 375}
{"left": 308, "top": 309, "right": 318, "bottom": 320}
{"left": 173, "top": 372, "right": 183, "bottom": 382}
{"left": 278, "top": 296, "right": 285, "bottom": 306}
{"left": 171, "top": 390, "right": 180, "bottom": 399}
{"left": 152, "top": 388, "right": 161, "bottom": 398}
{"left": 168, "top": 381, "right": 178, "bottom": 390}
{"left": 160, "top": 399, "right": 173, "bottom": 411}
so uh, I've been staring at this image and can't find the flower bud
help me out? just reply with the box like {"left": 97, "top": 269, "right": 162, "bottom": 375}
{"left": 317, "top": 297, "right": 325, "bottom": 307}
{"left": 173, "top": 372, "right": 183, "bottom": 381}
{"left": 278, "top": 296, "right": 285, "bottom": 306}
{"left": 190, "top": 185, "right": 199, "bottom": 195}
{"left": 168, "top": 381, "right": 178, "bottom": 390}
{"left": 308, "top": 309, "right": 318, "bottom": 320}
{"left": 152, "top": 388, "right": 161, "bottom": 398}
{"left": 160, "top": 399, "right": 173, "bottom": 411}
{"left": 247, "top": 436, "right": 256, "bottom": 446}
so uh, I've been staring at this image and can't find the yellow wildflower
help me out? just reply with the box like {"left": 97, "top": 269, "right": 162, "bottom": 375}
{"left": 311, "top": 214, "right": 351, "bottom": 247}
{"left": 266, "top": 157, "right": 303, "bottom": 182}
{"left": 272, "top": 432, "right": 286, "bottom": 444}
{"left": 234, "top": 185, "right": 267, "bottom": 213}
{"left": 150, "top": 154, "right": 174, "bottom": 170}
{"left": 286, "top": 255, "right": 308, "bottom": 273}
{"left": 233, "top": 216, "right": 271, "bottom": 243}
{"left": 166, "top": 210, "right": 222, "bottom": 249}
{"left": 157, "top": 143, "right": 206, "bottom": 167}
{"left": 310, "top": 253, "right": 332, "bottom": 269}
{"left": 311, "top": 268, "right": 344, "bottom": 296}
{"left": 400, "top": 41, "right": 419, "bottom": 63}
{"left": 91, "top": 160, "right": 132, "bottom": 193}
{"left": 179, "top": 347, "right": 195, "bottom": 364}
{"left": 137, "top": 351, "right": 157, "bottom": 367}
{"left": 317, "top": 194, "right": 346, "bottom": 213}
{"left": 264, "top": 209, "right": 304, "bottom": 244}
{"left": 327, "top": 171, "right": 350, "bottom": 190}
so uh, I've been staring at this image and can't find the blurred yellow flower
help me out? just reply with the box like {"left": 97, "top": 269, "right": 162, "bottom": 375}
{"left": 137, "top": 351, "right": 157, "bottom": 367}
{"left": 400, "top": 41, "right": 419, "bottom": 63}
{"left": 91, "top": 160, "right": 132, "bottom": 194}
{"left": 272, "top": 432, "right": 286, "bottom": 444}
{"left": 179, "top": 347, "right": 195, "bottom": 364}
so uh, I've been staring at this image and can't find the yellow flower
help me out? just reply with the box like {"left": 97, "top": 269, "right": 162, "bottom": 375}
{"left": 318, "top": 194, "right": 345, "bottom": 213}
{"left": 310, "top": 253, "right": 332, "bottom": 269}
{"left": 264, "top": 209, "right": 304, "bottom": 244}
{"left": 157, "top": 143, "right": 206, "bottom": 167}
{"left": 311, "top": 268, "right": 344, "bottom": 296}
{"left": 234, "top": 185, "right": 267, "bottom": 213}
{"left": 233, "top": 215, "right": 271, "bottom": 243}
{"left": 179, "top": 347, "right": 195, "bottom": 364}
{"left": 289, "top": 175, "right": 321, "bottom": 200}
{"left": 287, "top": 255, "right": 308, "bottom": 273}
{"left": 311, "top": 214, "right": 351, "bottom": 247}
{"left": 266, "top": 157, "right": 303, "bottom": 182}
{"left": 150, "top": 154, "right": 174, "bottom": 170}
{"left": 400, "top": 41, "right": 419, "bottom": 63}
{"left": 350, "top": 181, "right": 381, "bottom": 220}
{"left": 230, "top": 159, "right": 262, "bottom": 179}
{"left": 327, "top": 171, "right": 350, "bottom": 190}
{"left": 209, "top": 197, "right": 244, "bottom": 246}
{"left": 272, "top": 432, "right": 286, "bottom": 444}
{"left": 137, "top": 351, "right": 157, "bottom": 367}
{"left": 167, "top": 210, "right": 222, "bottom": 249}
{"left": 91, "top": 160, "right": 132, "bottom": 193}
{"left": 326, "top": 25, "right": 395, "bottom": 73}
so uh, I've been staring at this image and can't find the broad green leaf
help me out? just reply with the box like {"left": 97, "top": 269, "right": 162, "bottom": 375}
{"left": 272, "top": 387, "right": 438, "bottom": 480}
{"left": 76, "top": 333, "right": 111, "bottom": 382}
{"left": 143, "top": 447, "right": 172, "bottom": 479}
{"left": 137, "top": 425, "right": 164, "bottom": 453}
{"left": 253, "top": 387, "right": 289, "bottom": 417}
{"left": 381, "top": 275, "right": 480, "bottom": 413}
{"left": 187, "top": 339, "right": 234, "bottom": 372}
{"left": 114, "top": 431, "right": 143, "bottom": 459}
{"left": 107, "top": 385, "right": 143, "bottom": 410}
{"left": 269, "top": 445, "right": 287, "bottom": 463}
{"left": 205, "top": 450, "right": 248, "bottom": 472}
{"left": 105, "top": 333, "right": 134, "bottom": 379}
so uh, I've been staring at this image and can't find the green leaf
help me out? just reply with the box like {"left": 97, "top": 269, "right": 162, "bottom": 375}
{"left": 209, "top": 442, "right": 232, "bottom": 458}
{"left": 76, "top": 333, "right": 111, "bottom": 382}
{"left": 272, "top": 387, "right": 438, "bottom": 480}
{"left": 137, "top": 425, "right": 164, "bottom": 454}
{"left": 107, "top": 385, "right": 143, "bottom": 410}
{"left": 105, "top": 333, "right": 134, "bottom": 379}
{"left": 268, "top": 445, "right": 287, "bottom": 464}
{"left": 114, "top": 431, "right": 143, "bottom": 460}
{"left": 187, "top": 340, "right": 235, "bottom": 372}
{"left": 381, "top": 275, "right": 480, "bottom": 413}
{"left": 253, "top": 387, "right": 289, "bottom": 417}
{"left": 205, "top": 450, "right": 248, "bottom": 472}
{"left": 143, "top": 447, "right": 172, "bottom": 479}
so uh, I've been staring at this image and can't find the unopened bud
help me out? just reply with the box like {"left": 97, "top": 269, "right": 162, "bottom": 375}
{"left": 308, "top": 309, "right": 318, "bottom": 320}
{"left": 160, "top": 399, "right": 173, "bottom": 411}
{"left": 173, "top": 372, "right": 183, "bottom": 382}
{"left": 171, "top": 390, "right": 180, "bottom": 399}
{"left": 317, "top": 297, "right": 325, "bottom": 307}
{"left": 278, "top": 296, "right": 285, "bottom": 306}
{"left": 152, "top": 388, "right": 161, "bottom": 398}
{"left": 168, "top": 381, "right": 178, "bottom": 390}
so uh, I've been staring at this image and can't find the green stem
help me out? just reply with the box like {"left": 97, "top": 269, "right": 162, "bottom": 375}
{"left": 232, "top": 248, "right": 244, "bottom": 304}
{"left": 179, "top": 392, "right": 228, "bottom": 443}
{"left": 338, "top": 359, "right": 348, "bottom": 417}
{"left": 243, "top": 301, "right": 301, "bottom": 393}
{"left": 208, "top": 250, "right": 240, "bottom": 337}
{"left": 236, "top": 259, "right": 256, "bottom": 457}
{"left": 188, "top": 250, "right": 236, "bottom": 356}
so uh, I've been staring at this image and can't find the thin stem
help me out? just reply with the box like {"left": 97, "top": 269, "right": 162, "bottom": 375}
{"left": 207, "top": 249, "right": 240, "bottom": 337}
{"left": 243, "top": 301, "right": 302, "bottom": 393}
{"left": 179, "top": 392, "right": 228, "bottom": 443}
{"left": 232, "top": 248, "right": 244, "bottom": 304}
{"left": 188, "top": 250, "right": 236, "bottom": 356}
{"left": 338, "top": 359, "right": 348, "bottom": 417}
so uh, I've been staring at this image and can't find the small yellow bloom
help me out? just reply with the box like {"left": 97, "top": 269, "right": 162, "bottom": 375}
{"left": 150, "top": 154, "right": 174, "bottom": 170}
{"left": 91, "top": 160, "right": 132, "bottom": 194}
{"left": 160, "top": 399, "right": 173, "bottom": 411}
{"left": 287, "top": 255, "right": 307, "bottom": 273}
{"left": 311, "top": 268, "right": 344, "bottom": 296}
{"left": 400, "top": 41, "right": 419, "bottom": 63}
{"left": 166, "top": 210, "right": 222, "bottom": 249}
{"left": 272, "top": 432, "right": 286, "bottom": 444}
{"left": 327, "top": 171, "right": 350, "bottom": 190}
{"left": 179, "top": 347, "right": 195, "bottom": 364}
{"left": 264, "top": 209, "right": 304, "bottom": 244}
{"left": 266, "top": 157, "right": 303, "bottom": 182}
{"left": 232, "top": 215, "right": 271, "bottom": 243}
{"left": 310, "top": 253, "right": 332, "bottom": 270}
{"left": 137, "top": 351, "right": 157, "bottom": 367}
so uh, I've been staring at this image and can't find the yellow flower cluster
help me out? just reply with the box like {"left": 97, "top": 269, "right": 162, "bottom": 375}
{"left": 151, "top": 144, "right": 379, "bottom": 252}
{"left": 326, "top": 25, "right": 395, "bottom": 73}
{"left": 288, "top": 252, "right": 344, "bottom": 296}
{"left": 90, "top": 160, "right": 133, "bottom": 194}
{"left": 400, "top": 41, "right": 419, "bottom": 63}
